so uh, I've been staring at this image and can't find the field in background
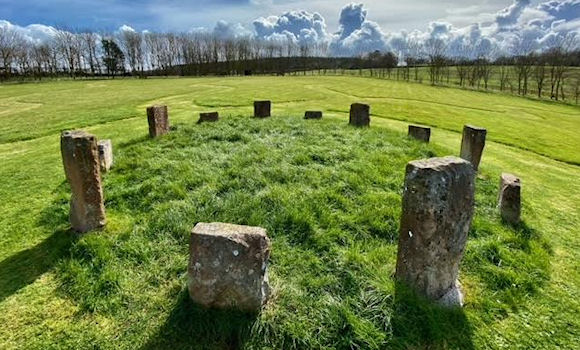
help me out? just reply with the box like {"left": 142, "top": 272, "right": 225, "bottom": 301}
{"left": 299, "top": 66, "right": 580, "bottom": 105}
{"left": 0, "top": 76, "right": 579, "bottom": 349}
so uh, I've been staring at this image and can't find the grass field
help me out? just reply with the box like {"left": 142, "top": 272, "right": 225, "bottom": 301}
{"left": 0, "top": 76, "right": 579, "bottom": 349}
{"left": 305, "top": 66, "right": 580, "bottom": 106}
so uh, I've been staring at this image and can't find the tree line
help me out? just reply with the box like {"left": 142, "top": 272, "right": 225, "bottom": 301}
{"left": 0, "top": 27, "right": 332, "bottom": 78}
{"left": 1, "top": 26, "right": 578, "bottom": 102}
{"left": 391, "top": 36, "right": 580, "bottom": 102}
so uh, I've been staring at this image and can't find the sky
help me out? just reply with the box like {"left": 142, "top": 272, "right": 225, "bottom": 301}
{"left": 0, "top": 0, "right": 579, "bottom": 57}
{"left": 0, "top": 0, "right": 539, "bottom": 32}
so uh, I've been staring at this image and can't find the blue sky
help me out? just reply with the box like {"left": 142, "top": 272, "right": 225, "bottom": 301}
{"left": 0, "top": 0, "right": 544, "bottom": 32}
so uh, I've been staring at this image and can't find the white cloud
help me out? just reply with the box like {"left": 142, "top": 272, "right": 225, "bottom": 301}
{"left": 248, "top": 0, "right": 579, "bottom": 57}
{"left": 0, "top": 20, "right": 58, "bottom": 43}
{"left": 496, "top": 0, "right": 531, "bottom": 28}
{"left": 1, "top": 0, "right": 579, "bottom": 59}
{"left": 253, "top": 10, "right": 329, "bottom": 45}
{"left": 118, "top": 24, "right": 136, "bottom": 33}
{"left": 214, "top": 20, "right": 252, "bottom": 39}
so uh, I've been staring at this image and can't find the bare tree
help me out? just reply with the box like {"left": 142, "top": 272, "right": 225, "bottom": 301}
{"left": 407, "top": 39, "right": 422, "bottom": 82}
{"left": 534, "top": 54, "right": 546, "bottom": 98}
{"left": 497, "top": 60, "right": 511, "bottom": 92}
{"left": 54, "top": 28, "right": 82, "bottom": 77}
{"left": 14, "top": 39, "right": 30, "bottom": 76}
{"left": 424, "top": 38, "right": 447, "bottom": 85}
{"left": 511, "top": 38, "right": 535, "bottom": 95}
{"left": 0, "top": 26, "right": 23, "bottom": 78}
{"left": 547, "top": 34, "right": 578, "bottom": 100}
{"left": 119, "top": 29, "right": 144, "bottom": 76}
{"left": 478, "top": 46, "right": 495, "bottom": 90}
{"left": 81, "top": 32, "right": 101, "bottom": 75}
{"left": 573, "top": 77, "right": 580, "bottom": 105}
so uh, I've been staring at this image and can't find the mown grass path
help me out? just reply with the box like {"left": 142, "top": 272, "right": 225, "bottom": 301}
{"left": 0, "top": 76, "right": 579, "bottom": 349}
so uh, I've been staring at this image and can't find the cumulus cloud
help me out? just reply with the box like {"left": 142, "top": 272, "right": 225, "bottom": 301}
{"left": 253, "top": 10, "right": 329, "bottom": 45}
{"left": 214, "top": 20, "right": 252, "bottom": 39}
{"left": 328, "top": 3, "right": 387, "bottom": 56}
{"left": 490, "top": 0, "right": 580, "bottom": 55}
{"left": 496, "top": 0, "right": 531, "bottom": 28}
{"left": 118, "top": 24, "right": 136, "bottom": 33}
{"left": 248, "top": 0, "right": 579, "bottom": 58}
{"left": 391, "top": 0, "right": 580, "bottom": 58}
{"left": 336, "top": 3, "right": 367, "bottom": 39}
{"left": 0, "top": 20, "right": 57, "bottom": 43}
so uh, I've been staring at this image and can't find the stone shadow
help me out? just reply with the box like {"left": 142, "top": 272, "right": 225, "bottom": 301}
{"left": 510, "top": 220, "right": 548, "bottom": 253}
{"left": 0, "top": 228, "right": 74, "bottom": 302}
{"left": 140, "top": 289, "right": 258, "bottom": 350}
{"left": 0, "top": 182, "right": 75, "bottom": 302}
{"left": 390, "top": 282, "right": 475, "bottom": 349}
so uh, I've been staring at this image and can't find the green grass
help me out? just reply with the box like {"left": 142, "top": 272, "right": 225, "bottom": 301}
{"left": 0, "top": 76, "right": 579, "bottom": 349}
{"left": 308, "top": 66, "right": 580, "bottom": 105}
{"left": 2, "top": 76, "right": 579, "bottom": 165}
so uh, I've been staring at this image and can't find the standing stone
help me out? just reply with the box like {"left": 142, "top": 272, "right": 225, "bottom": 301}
{"left": 498, "top": 173, "right": 521, "bottom": 225}
{"left": 254, "top": 101, "right": 271, "bottom": 118}
{"left": 188, "top": 222, "right": 271, "bottom": 312}
{"left": 408, "top": 125, "right": 431, "bottom": 142}
{"left": 60, "top": 131, "right": 106, "bottom": 233}
{"left": 396, "top": 156, "right": 475, "bottom": 307}
{"left": 198, "top": 112, "right": 219, "bottom": 124}
{"left": 460, "top": 125, "right": 487, "bottom": 170}
{"left": 349, "top": 103, "right": 370, "bottom": 127}
{"left": 304, "top": 111, "right": 323, "bottom": 120}
{"left": 97, "top": 139, "right": 113, "bottom": 172}
{"left": 147, "top": 105, "right": 169, "bottom": 137}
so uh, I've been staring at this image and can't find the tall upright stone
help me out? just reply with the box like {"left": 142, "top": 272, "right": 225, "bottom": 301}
{"left": 396, "top": 156, "right": 475, "bottom": 307}
{"left": 498, "top": 173, "right": 521, "bottom": 225}
{"left": 408, "top": 125, "right": 431, "bottom": 142}
{"left": 97, "top": 139, "right": 113, "bottom": 172}
{"left": 147, "top": 105, "right": 169, "bottom": 137}
{"left": 188, "top": 222, "right": 271, "bottom": 312}
{"left": 198, "top": 112, "right": 219, "bottom": 124}
{"left": 349, "top": 103, "right": 370, "bottom": 127}
{"left": 304, "top": 111, "right": 323, "bottom": 120}
{"left": 460, "top": 125, "right": 487, "bottom": 170}
{"left": 60, "top": 131, "right": 106, "bottom": 233}
{"left": 254, "top": 101, "right": 271, "bottom": 118}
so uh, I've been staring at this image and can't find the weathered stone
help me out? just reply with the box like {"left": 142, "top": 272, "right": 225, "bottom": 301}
{"left": 408, "top": 125, "right": 431, "bottom": 142}
{"left": 349, "top": 103, "right": 370, "bottom": 127}
{"left": 147, "top": 105, "right": 169, "bottom": 137}
{"left": 97, "top": 139, "right": 113, "bottom": 172}
{"left": 60, "top": 131, "right": 106, "bottom": 233}
{"left": 499, "top": 173, "right": 521, "bottom": 225}
{"left": 460, "top": 125, "right": 487, "bottom": 170}
{"left": 254, "top": 101, "right": 271, "bottom": 118}
{"left": 198, "top": 112, "right": 219, "bottom": 124}
{"left": 304, "top": 111, "right": 323, "bottom": 120}
{"left": 395, "top": 156, "right": 475, "bottom": 307}
{"left": 188, "top": 222, "right": 271, "bottom": 312}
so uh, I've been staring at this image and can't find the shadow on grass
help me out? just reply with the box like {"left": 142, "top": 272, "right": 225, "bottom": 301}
{"left": 390, "top": 282, "right": 474, "bottom": 349}
{"left": 140, "top": 289, "right": 258, "bottom": 350}
{"left": 508, "top": 220, "right": 549, "bottom": 253}
{"left": 507, "top": 220, "right": 541, "bottom": 240}
{"left": 0, "top": 228, "right": 75, "bottom": 302}
{"left": 0, "top": 182, "right": 75, "bottom": 302}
